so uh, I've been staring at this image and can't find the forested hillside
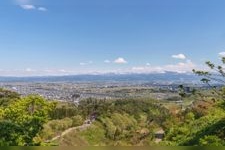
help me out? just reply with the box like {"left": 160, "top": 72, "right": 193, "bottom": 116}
{"left": 0, "top": 86, "right": 225, "bottom": 146}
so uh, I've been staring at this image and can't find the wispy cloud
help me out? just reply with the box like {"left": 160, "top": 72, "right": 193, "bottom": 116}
{"left": 38, "top": 7, "right": 47, "bottom": 11}
{"left": 219, "top": 52, "right": 225, "bottom": 57}
{"left": 114, "top": 57, "right": 127, "bottom": 64}
{"left": 20, "top": 5, "right": 47, "bottom": 11}
{"left": 172, "top": 53, "right": 186, "bottom": 60}
{"left": 20, "top": 4, "right": 35, "bottom": 10}
{"left": 15, "top": 0, "right": 47, "bottom": 11}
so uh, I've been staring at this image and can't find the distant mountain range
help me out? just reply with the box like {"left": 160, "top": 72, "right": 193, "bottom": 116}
{"left": 0, "top": 72, "right": 202, "bottom": 84}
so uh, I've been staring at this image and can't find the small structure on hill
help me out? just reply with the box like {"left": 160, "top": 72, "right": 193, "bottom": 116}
{"left": 154, "top": 129, "right": 165, "bottom": 143}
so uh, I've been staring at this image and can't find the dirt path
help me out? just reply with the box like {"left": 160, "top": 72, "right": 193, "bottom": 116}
{"left": 47, "top": 122, "right": 92, "bottom": 142}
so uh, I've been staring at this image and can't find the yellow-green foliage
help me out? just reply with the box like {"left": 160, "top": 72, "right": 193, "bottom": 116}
{"left": 79, "top": 123, "right": 106, "bottom": 146}
{"left": 58, "top": 98, "right": 170, "bottom": 146}
{"left": 71, "top": 115, "right": 83, "bottom": 126}
{"left": 58, "top": 130, "right": 89, "bottom": 146}
{"left": 0, "top": 95, "right": 56, "bottom": 146}
{"left": 40, "top": 115, "right": 84, "bottom": 141}
{"left": 199, "top": 135, "right": 224, "bottom": 146}
{"left": 164, "top": 103, "right": 225, "bottom": 146}
{"left": 3, "top": 95, "right": 56, "bottom": 122}
{"left": 78, "top": 113, "right": 144, "bottom": 145}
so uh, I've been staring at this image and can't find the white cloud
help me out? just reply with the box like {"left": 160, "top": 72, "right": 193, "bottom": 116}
{"left": 38, "top": 7, "right": 47, "bottom": 11}
{"left": 104, "top": 60, "right": 111, "bottom": 63}
{"left": 146, "top": 63, "right": 151, "bottom": 66}
{"left": 131, "top": 60, "right": 197, "bottom": 74}
{"left": 15, "top": 0, "right": 47, "bottom": 11}
{"left": 20, "top": 4, "right": 36, "bottom": 10}
{"left": 20, "top": 5, "right": 48, "bottom": 11}
{"left": 219, "top": 52, "right": 225, "bottom": 57}
{"left": 163, "top": 60, "right": 196, "bottom": 73}
{"left": 172, "top": 53, "right": 186, "bottom": 60}
{"left": 0, "top": 60, "right": 199, "bottom": 77}
{"left": 114, "top": 57, "right": 127, "bottom": 64}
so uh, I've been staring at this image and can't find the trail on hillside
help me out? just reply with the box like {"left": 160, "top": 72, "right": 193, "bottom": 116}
{"left": 47, "top": 122, "right": 92, "bottom": 142}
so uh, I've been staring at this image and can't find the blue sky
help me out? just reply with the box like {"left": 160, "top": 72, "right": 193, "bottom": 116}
{"left": 1, "top": 0, "right": 225, "bottom": 76}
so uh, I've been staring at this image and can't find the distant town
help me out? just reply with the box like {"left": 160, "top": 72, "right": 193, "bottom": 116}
{"left": 0, "top": 73, "right": 218, "bottom": 103}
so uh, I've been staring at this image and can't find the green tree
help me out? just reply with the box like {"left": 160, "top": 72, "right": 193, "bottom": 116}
{"left": 0, "top": 95, "right": 56, "bottom": 146}
{"left": 0, "top": 88, "right": 20, "bottom": 107}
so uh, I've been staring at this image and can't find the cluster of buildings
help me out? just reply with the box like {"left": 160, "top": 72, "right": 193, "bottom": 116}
{"left": 0, "top": 81, "right": 208, "bottom": 103}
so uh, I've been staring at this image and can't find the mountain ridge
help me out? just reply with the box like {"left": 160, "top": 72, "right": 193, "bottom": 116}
{"left": 0, "top": 72, "right": 200, "bottom": 83}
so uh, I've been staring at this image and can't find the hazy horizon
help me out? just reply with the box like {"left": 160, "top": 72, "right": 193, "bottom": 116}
{"left": 0, "top": 71, "right": 196, "bottom": 77}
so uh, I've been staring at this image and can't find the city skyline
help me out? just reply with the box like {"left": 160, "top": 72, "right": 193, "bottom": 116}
{"left": 1, "top": 0, "right": 225, "bottom": 76}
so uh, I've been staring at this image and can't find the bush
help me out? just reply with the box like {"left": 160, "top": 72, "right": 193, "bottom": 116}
{"left": 71, "top": 115, "right": 84, "bottom": 127}
{"left": 199, "top": 135, "right": 224, "bottom": 146}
